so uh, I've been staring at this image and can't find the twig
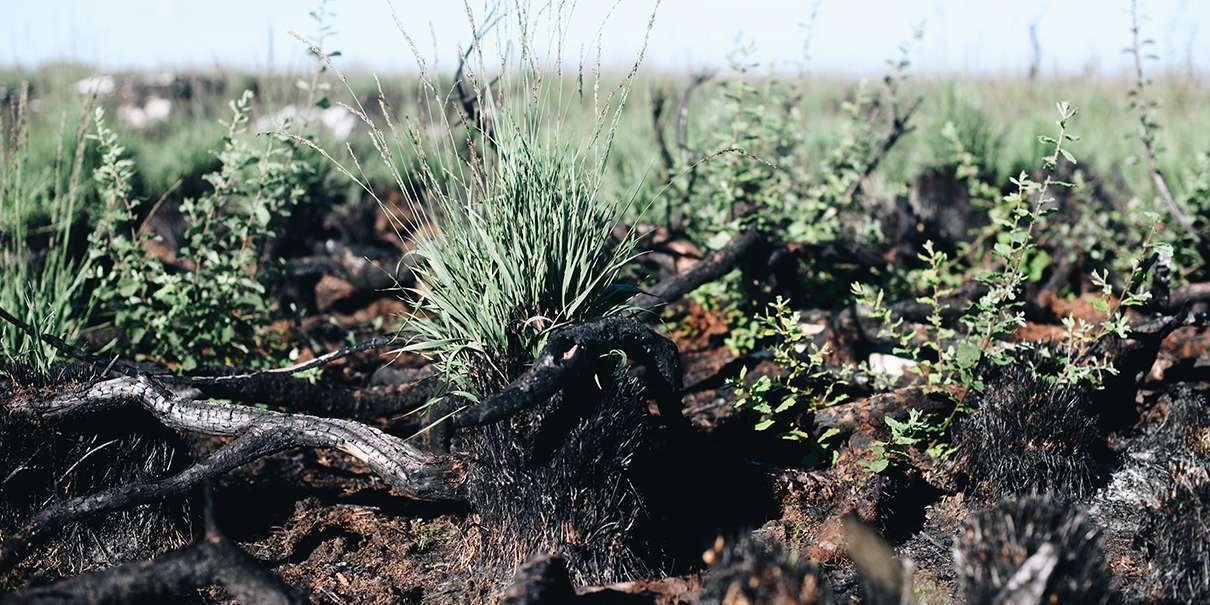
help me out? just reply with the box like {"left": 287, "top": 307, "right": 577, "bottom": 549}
{"left": 186, "top": 335, "right": 394, "bottom": 385}
{"left": 843, "top": 96, "right": 923, "bottom": 202}
{"left": 1127, "top": 0, "right": 1197, "bottom": 236}
{"left": 450, "top": 5, "right": 506, "bottom": 146}
{"left": 0, "top": 304, "right": 122, "bottom": 373}
{"left": 650, "top": 87, "right": 675, "bottom": 177}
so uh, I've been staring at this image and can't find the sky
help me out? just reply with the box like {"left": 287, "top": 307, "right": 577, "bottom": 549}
{"left": 2, "top": 1, "right": 1207, "bottom": 77}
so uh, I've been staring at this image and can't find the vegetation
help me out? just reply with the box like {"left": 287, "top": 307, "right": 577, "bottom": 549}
{"left": 0, "top": 86, "right": 95, "bottom": 371}
{"left": 0, "top": 2, "right": 1208, "bottom": 603}
{"left": 89, "top": 93, "right": 314, "bottom": 370}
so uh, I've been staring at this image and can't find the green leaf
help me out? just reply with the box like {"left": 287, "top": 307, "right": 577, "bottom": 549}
{"left": 955, "top": 342, "right": 982, "bottom": 368}
{"left": 254, "top": 204, "right": 271, "bottom": 226}
{"left": 117, "top": 279, "right": 140, "bottom": 296}
{"left": 706, "top": 231, "right": 735, "bottom": 250}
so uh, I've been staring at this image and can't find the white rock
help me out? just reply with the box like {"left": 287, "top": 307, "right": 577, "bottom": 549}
{"left": 76, "top": 75, "right": 115, "bottom": 96}
{"left": 797, "top": 321, "right": 827, "bottom": 336}
{"left": 143, "top": 96, "right": 172, "bottom": 122}
{"left": 868, "top": 352, "right": 918, "bottom": 378}
{"left": 320, "top": 106, "right": 357, "bottom": 141}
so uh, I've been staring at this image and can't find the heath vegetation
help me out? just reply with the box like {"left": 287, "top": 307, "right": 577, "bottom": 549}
{"left": 0, "top": 1, "right": 1207, "bottom": 603}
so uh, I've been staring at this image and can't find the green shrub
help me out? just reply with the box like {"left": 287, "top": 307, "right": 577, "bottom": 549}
{"left": 89, "top": 92, "right": 312, "bottom": 370}
{"left": 729, "top": 297, "right": 848, "bottom": 446}
{"left": 847, "top": 102, "right": 1169, "bottom": 462}
{"left": 682, "top": 52, "right": 904, "bottom": 254}
{"left": 736, "top": 101, "right": 1171, "bottom": 467}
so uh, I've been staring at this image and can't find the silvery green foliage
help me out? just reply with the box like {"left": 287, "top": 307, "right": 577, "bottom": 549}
{"left": 402, "top": 113, "right": 637, "bottom": 395}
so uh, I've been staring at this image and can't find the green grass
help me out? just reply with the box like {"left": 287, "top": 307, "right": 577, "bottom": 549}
{"left": 402, "top": 111, "right": 639, "bottom": 394}
{"left": 294, "top": 14, "right": 651, "bottom": 397}
{"left": 0, "top": 87, "right": 95, "bottom": 371}
{"left": 2, "top": 27, "right": 1208, "bottom": 378}
{"left": 5, "top": 66, "right": 1208, "bottom": 232}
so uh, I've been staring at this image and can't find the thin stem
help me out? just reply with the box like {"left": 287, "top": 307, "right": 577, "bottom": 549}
{"left": 1127, "top": 0, "right": 1195, "bottom": 233}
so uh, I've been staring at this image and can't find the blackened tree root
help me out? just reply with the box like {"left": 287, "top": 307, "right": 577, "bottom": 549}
{"left": 1, "top": 376, "right": 462, "bottom": 570}
{"left": 0, "top": 531, "right": 298, "bottom": 605}
{"left": 0, "top": 311, "right": 687, "bottom": 578}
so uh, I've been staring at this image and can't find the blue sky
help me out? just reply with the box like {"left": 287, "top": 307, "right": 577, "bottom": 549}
{"left": 3, "top": 1, "right": 1207, "bottom": 76}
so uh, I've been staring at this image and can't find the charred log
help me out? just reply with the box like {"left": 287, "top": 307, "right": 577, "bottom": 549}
{"left": 1170, "top": 282, "right": 1210, "bottom": 310}
{"left": 628, "top": 229, "right": 762, "bottom": 313}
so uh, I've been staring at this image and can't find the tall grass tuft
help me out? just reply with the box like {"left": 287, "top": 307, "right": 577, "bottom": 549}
{"left": 0, "top": 84, "right": 95, "bottom": 371}
{"left": 405, "top": 117, "right": 638, "bottom": 393}
{"left": 299, "top": 2, "right": 652, "bottom": 396}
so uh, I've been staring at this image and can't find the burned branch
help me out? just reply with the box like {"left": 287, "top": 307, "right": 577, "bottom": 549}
{"left": 1170, "top": 282, "right": 1210, "bottom": 311}
{"left": 628, "top": 229, "right": 762, "bottom": 313}
{"left": 650, "top": 88, "right": 675, "bottom": 177}
{"left": 189, "top": 372, "right": 440, "bottom": 420}
{"left": 452, "top": 315, "right": 682, "bottom": 428}
{"left": 450, "top": 6, "right": 506, "bottom": 148}
{"left": 842, "top": 95, "right": 923, "bottom": 203}
{"left": 1, "top": 531, "right": 297, "bottom": 605}
{"left": 187, "top": 334, "right": 395, "bottom": 387}
{"left": 662, "top": 70, "right": 714, "bottom": 231}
